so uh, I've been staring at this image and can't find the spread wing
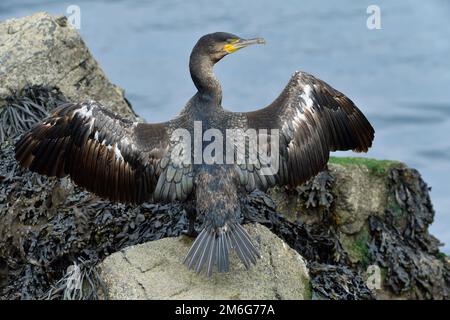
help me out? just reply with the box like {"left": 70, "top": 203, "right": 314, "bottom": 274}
{"left": 237, "top": 71, "right": 375, "bottom": 190}
{"left": 15, "top": 101, "right": 171, "bottom": 204}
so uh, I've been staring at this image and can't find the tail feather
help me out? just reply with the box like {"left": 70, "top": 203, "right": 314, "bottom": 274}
{"left": 183, "top": 222, "right": 260, "bottom": 276}
{"left": 196, "top": 231, "right": 214, "bottom": 274}
{"left": 206, "top": 234, "right": 217, "bottom": 275}
{"left": 231, "top": 223, "right": 260, "bottom": 265}
{"left": 227, "top": 229, "right": 250, "bottom": 269}
{"left": 216, "top": 233, "right": 228, "bottom": 273}
{"left": 184, "top": 228, "right": 209, "bottom": 270}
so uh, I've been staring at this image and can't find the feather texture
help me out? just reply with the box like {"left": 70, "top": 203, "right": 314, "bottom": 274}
{"left": 243, "top": 71, "right": 375, "bottom": 189}
{"left": 15, "top": 101, "right": 170, "bottom": 204}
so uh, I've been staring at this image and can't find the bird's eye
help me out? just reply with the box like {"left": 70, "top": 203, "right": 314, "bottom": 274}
{"left": 227, "top": 39, "right": 239, "bottom": 44}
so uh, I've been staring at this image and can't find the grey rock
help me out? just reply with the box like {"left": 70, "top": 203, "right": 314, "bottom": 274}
{"left": 98, "top": 223, "right": 311, "bottom": 300}
{"left": 0, "top": 12, "right": 135, "bottom": 119}
{"left": 329, "top": 163, "right": 388, "bottom": 235}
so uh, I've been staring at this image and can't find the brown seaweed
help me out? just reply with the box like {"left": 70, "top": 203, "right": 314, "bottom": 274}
{"left": 0, "top": 85, "right": 67, "bottom": 143}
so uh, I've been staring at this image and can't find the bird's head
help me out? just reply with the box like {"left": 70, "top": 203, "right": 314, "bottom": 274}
{"left": 192, "top": 32, "right": 265, "bottom": 64}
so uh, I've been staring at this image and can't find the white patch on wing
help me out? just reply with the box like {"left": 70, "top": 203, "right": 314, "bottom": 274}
{"left": 113, "top": 143, "right": 124, "bottom": 161}
{"left": 300, "top": 84, "right": 314, "bottom": 109}
{"left": 84, "top": 108, "right": 93, "bottom": 118}
{"left": 122, "top": 136, "right": 137, "bottom": 152}
{"left": 287, "top": 140, "right": 295, "bottom": 152}
{"left": 87, "top": 118, "right": 95, "bottom": 133}
{"left": 94, "top": 131, "right": 99, "bottom": 141}
{"left": 105, "top": 143, "right": 124, "bottom": 161}
{"left": 73, "top": 105, "right": 93, "bottom": 119}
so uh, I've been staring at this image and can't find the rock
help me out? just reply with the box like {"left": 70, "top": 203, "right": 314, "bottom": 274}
{"left": 0, "top": 12, "right": 135, "bottom": 119}
{"left": 269, "top": 158, "right": 399, "bottom": 234}
{"left": 268, "top": 157, "right": 449, "bottom": 299}
{"left": 329, "top": 162, "right": 390, "bottom": 235}
{"left": 98, "top": 224, "right": 311, "bottom": 300}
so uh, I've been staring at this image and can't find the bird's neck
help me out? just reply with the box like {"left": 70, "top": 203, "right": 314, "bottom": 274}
{"left": 189, "top": 52, "right": 222, "bottom": 106}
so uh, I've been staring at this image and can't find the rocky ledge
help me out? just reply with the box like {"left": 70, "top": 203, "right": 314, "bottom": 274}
{"left": 99, "top": 224, "right": 310, "bottom": 300}
{"left": 0, "top": 13, "right": 448, "bottom": 300}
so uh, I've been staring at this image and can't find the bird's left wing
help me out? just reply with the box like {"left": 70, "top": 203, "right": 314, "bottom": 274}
{"left": 15, "top": 101, "right": 170, "bottom": 204}
{"left": 234, "top": 71, "right": 375, "bottom": 191}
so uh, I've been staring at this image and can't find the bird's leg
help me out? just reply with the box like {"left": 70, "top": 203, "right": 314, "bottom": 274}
{"left": 182, "top": 205, "right": 199, "bottom": 237}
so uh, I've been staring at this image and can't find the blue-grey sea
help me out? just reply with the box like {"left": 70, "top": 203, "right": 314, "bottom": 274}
{"left": 1, "top": 0, "right": 449, "bottom": 252}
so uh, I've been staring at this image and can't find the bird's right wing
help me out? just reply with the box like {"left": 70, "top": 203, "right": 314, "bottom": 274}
{"left": 15, "top": 101, "right": 170, "bottom": 204}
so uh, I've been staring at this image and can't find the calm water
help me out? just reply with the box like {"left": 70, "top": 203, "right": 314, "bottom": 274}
{"left": 1, "top": 0, "right": 449, "bottom": 252}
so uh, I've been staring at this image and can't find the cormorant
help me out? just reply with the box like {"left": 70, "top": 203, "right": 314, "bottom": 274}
{"left": 14, "top": 32, "right": 374, "bottom": 276}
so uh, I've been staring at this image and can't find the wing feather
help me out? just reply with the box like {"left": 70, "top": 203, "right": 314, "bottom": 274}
{"left": 242, "top": 71, "right": 375, "bottom": 189}
{"left": 14, "top": 101, "right": 170, "bottom": 204}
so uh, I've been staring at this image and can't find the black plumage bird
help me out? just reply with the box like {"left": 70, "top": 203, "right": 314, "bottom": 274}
{"left": 14, "top": 32, "right": 374, "bottom": 276}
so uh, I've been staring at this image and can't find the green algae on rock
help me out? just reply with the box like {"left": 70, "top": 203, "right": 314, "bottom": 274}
{"left": 328, "top": 156, "right": 401, "bottom": 176}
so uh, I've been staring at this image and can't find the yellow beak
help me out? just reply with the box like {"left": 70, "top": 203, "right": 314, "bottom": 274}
{"left": 224, "top": 38, "right": 266, "bottom": 53}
